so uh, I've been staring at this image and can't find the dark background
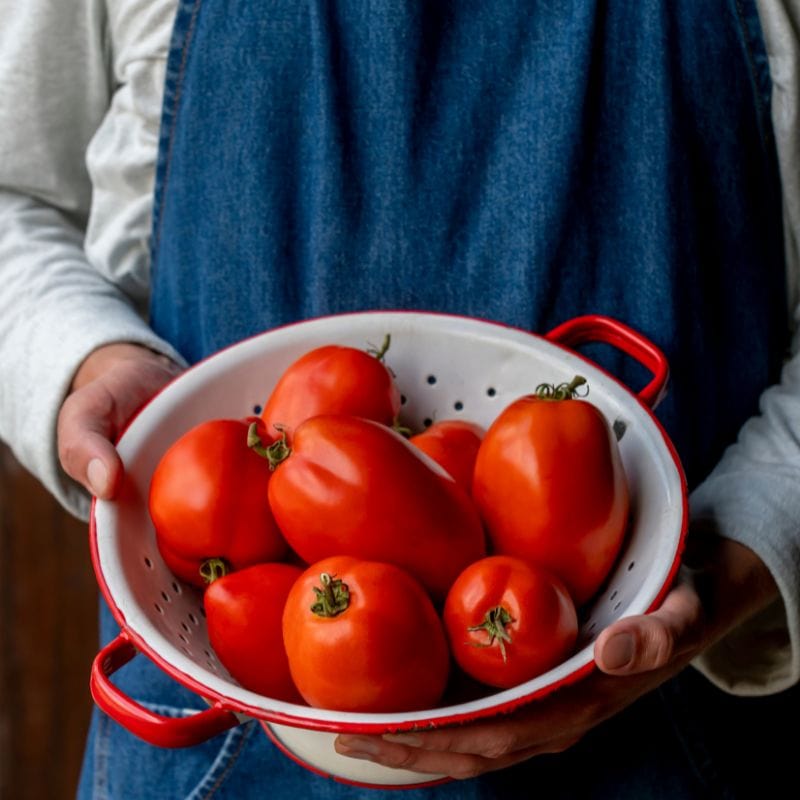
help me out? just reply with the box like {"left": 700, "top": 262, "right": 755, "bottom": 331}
{"left": 0, "top": 443, "right": 97, "bottom": 799}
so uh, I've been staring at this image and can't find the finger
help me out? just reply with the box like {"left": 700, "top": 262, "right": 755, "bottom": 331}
{"left": 594, "top": 582, "right": 704, "bottom": 675}
{"left": 335, "top": 735, "right": 562, "bottom": 780}
{"left": 57, "top": 380, "right": 125, "bottom": 498}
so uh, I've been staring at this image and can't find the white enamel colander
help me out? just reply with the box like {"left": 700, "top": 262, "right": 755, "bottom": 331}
{"left": 89, "top": 311, "right": 686, "bottom": 788}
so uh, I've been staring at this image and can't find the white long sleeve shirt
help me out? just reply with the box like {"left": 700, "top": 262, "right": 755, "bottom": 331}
{"left": 1, "top": 0, "right": 800, "bottom": 696}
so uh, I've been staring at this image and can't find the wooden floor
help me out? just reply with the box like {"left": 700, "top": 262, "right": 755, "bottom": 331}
{"left": 0, "top": 443, "right": 98, "bottom": 800}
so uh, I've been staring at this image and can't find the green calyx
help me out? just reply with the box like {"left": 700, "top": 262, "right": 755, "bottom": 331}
{"left": 247, "top": 421, "right": 291, "bottom": 470}
{"left": 535, "top": 374, "right": 588, "bottom": 401}
{"left": 468, "top": 605, "right": 515, "bottom": 662}
{"left": 199, "top": 557, "right": 231, "bottom": 585}
{"left": 310, "top": 573, "right": 350, "bottom": 618}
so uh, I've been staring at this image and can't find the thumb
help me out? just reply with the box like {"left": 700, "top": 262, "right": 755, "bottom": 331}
{"left": 57, "top": 347, "right": 183, "bottom": 499}
{"left": 594, "top": 582, "right": 704, "bottom": 675}
{"left": 57, "top": 380, "right": 127, "bottom": 499}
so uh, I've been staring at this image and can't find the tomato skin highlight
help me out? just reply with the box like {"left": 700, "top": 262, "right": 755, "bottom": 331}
{"left": 204, "top": 562, "right": 303, "bottom": 702}
{"left": 148, "top": 419, "right": 287, "bottom": 587}
{"left": 267, "top": 415, "right": 486, "bottom": 600}
{"left": 409, "top": 419, "right": 485, "bottom": 492}
{"left": 472, "top": 395, "right": 630, "bottom": 606}
{"left": 260, "top": 344, "right": 401, "bottom": 441}
{"left": 444, "top": 556, "right": 578, "bottom": 689}
{"left": 282, "top": 557, "right": 450, "bottom": 712}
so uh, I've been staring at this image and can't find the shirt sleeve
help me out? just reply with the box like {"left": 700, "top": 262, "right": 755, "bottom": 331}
{"left": 689, "top": 0, "right": 800, "bottom": 696}
{"left": 0, "top": 0, "right": 182, "bottom": 520}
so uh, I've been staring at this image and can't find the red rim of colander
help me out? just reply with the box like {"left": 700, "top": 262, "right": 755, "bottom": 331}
{"left": 89, "top": 310, "right": 688, "bottom": 734}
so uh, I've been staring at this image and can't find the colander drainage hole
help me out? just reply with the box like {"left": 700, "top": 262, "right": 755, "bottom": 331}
{"left": 161, "top": 591, "right": 171, "bottom": 603}
{"left": 426, "top": 375, "right": 437, "bottom": 385}
{"left": 179, "top": 633, "right": 189, "bottom": 644}
{"left": 627, "top": 561, "right": 635, "bottom": 571}
{"left": 252, "top": 404, "right": 262, "bottom": 415}
{"left": 400, "top": 394, "right": 408, "bottom": 405}
{"left": 423, "top": 418, "right": 433, "bottom": 428}
{"left": 486, "top": 387, "right": 497, "bottom": 397}
{"left": 453, "top": 401, "right": 464, "bottom": 411}
{"left": 188, "top": 613, "right": 200, "bottom": 626}
{"left": 613, "top": 602, "right": 622, "bottom": 612}
{"left": 154, "top": 603, "right": 164, "bottom": 615}
{"left": 172, "top": 581, "right": 182, "bottom": 594}
{"left": 144, "top": 556, "right": 153, "bottom": 569}
{"left": 181, "top": 622, "right": 191, "bottom": 633}
{"left": 609, "top": 590, "right": 618, "bottom": 602}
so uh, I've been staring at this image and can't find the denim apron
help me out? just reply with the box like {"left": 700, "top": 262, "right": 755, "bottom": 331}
{"left": 80, "top": 1, "right": 797, "bottom": 797}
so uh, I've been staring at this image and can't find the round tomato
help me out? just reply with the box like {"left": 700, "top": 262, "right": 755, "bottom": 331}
{"left": 260, "top": 339, "right": 400, "bottom": 441}
{"left": 204, "top": 562, "right": 302, "bottom": 702}
{"left": 282, "top": 556, "right": 450, "bottom": 712}
{"left": 472, "top": 379, "right": 630, "bottom": 606}
{"left": 443, "top": 555, "right": 577, "bottom": 689}
{"left": 261, "top": 414, "right": 486, "bottom": 600}
{"left": 149, "top": 419, "right": 287, "bottom": 587}
{"left": 409, "top": 419, "right": 484, "bottom": 492}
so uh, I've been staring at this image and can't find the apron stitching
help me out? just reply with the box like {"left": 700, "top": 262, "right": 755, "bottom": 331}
{"left": 196, "top": 721, "right": 254, "bottom": 800}
{"left": 732, "top": 0, "right": 773, "bottom": 153}
{"left": 153, "top": 0, "right": 204, "bottom": 256}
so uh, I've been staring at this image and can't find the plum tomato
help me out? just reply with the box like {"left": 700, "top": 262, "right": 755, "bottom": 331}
{"left": 409, "top": 419, "right": 485, "bottom": 493}
{"left": 148, "top": 418, "right": 287, "bottom": 587}
{"left": 204, "top": 562, "right": 303, "bottom": 702}
{"left": 282, "top": 556, "right": 450, "bottom": 712}
{"left": 259, "top": 338, "right": 401, "bottom": 442}
{"left": 259, "top": 414, "right": 486, "bottom": 600}
{"left": 472, "top": 377, "right": 630, "bottom": 606}
{"left": 443, "top": 555, "right": 578, "bottom": 689}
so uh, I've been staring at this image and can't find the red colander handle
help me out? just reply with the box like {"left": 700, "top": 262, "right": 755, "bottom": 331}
{"left": 90, "top": 633, "right": 241, "bottom": 748}
{"left": 545, "top": 314, "right": 669, "bottom": 409}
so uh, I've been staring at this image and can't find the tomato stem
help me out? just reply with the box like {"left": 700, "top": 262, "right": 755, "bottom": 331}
{"left": 310, "top": 573, "right": 350, "bottom": 617}
{"left": 535, "top": 375, "right": 588, "bottom": 401}
{"left": 367, "top": 333, "right": 391, "bottom": 362}
{"left": 199, "top": 557, "right": 230, "bottom": 585}
{"left": 247, "top": 422, "right": 291, "bottom": 469}
{"left": 468, "top": 605, "right": 515, "bottom": 662}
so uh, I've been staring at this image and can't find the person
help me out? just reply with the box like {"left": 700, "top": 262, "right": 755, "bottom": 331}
{"left": 2, "top": 0, "right": 800, "bottom": 797}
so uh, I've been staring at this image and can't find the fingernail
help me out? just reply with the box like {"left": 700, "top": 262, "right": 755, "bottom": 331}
{"left": 87, "top": 458, "right": 109, "bottom": 496}
{"left": 382, "top": 733, "right": 423, "bottom": 747}
{"left": 337, "top": 735, "right": 382, "bottom": 760}
{"left": 603, "top": 633, "right": 634, "bottom": 670}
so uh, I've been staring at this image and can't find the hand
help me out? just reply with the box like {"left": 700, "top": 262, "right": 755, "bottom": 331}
{"left": 335, "top": 535, "right": 777, "bottom": 780}
{"left": 57, "top": 343, "right": 184, "bottom": 498}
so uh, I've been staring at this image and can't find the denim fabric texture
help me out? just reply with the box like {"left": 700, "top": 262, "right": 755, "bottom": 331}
{"left": 80, "top": 1, "right": 797, "bottom": 798}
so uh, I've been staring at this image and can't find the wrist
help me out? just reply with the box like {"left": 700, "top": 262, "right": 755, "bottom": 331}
{"left": 681, "top": 527, "right": 778, "bottom": 648}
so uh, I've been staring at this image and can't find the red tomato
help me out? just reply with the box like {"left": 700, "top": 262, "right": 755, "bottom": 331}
{"left": 149, "top": 419, "right": 287, "bottom": 587}
{"left": 443, "top": 555, "right": 577, "bottom": 689}
{"left": 263, "top": 415, "right": 486, "bottom": 600}
{"left": 409, "top": 420, "right": 485, "bottom": 492}
{"left": 204, "top": 562, "right": 303, "bottom": 702}
{"left": 260, "top": 340, "right": 401, "bottom": 441}
{"left": 472, "top": 380, "right": 630, "bottom": 606}
{"left": 282, "top": 556, "right": 450, "bottom": 712}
